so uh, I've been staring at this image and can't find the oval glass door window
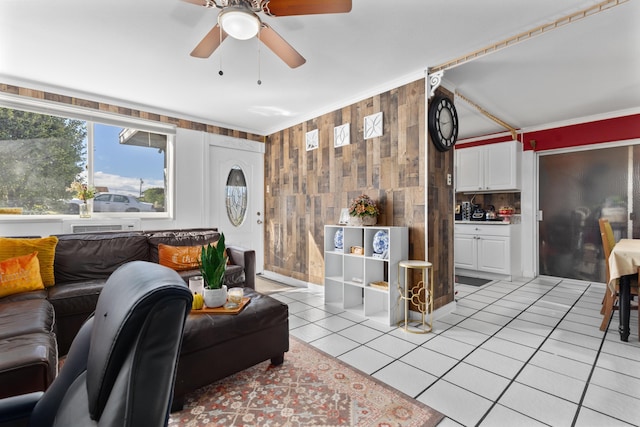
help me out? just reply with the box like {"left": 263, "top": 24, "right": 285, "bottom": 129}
{"left": 225, "top": 166, "right": 248, "bottom": 227}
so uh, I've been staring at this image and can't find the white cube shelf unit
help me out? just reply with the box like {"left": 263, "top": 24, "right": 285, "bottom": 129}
{"left": 324, "top": 225, "right": 408, "bottom": 325}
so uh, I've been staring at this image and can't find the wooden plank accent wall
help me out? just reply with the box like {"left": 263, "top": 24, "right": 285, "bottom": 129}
{"left": 0, "top": 84, "right": 264, "bottom": 142}
{"left": 265, "top": 79, "right": 455, "bottom": 310}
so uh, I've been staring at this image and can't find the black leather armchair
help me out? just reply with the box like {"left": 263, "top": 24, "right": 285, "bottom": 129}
{"left": 0, "top": 261, "right": 193, "bottom": 427}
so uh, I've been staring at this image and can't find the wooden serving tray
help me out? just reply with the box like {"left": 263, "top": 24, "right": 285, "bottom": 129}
{"left": 191, "top": 297, "right": 251, "bottom": 315}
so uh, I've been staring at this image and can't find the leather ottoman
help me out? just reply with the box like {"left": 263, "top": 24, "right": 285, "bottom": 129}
{"left": 171, "top": 288, "right": 289, "bottom": 411}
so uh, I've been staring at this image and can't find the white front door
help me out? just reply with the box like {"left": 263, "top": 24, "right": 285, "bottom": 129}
{"left": 208, "top": 141, "right": 265, "bottom": 274}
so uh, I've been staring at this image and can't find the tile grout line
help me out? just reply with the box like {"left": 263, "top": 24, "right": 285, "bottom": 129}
{"left": 276, "top": 278, "right": 635, "bottom": 425}
{"left": 474, "top": 281, "right": 593, "bottom": 427}
{"left": 392, "top": 277, "right": 580, "bottom": 426}
{"left": 350, "top": 280, "right": 537, "bottom": 379}
{"left": 570, "top": 291, "right": 629, "bottom": 427}
{"left": 407, "top": 279, "right": 560, "bottom": 397}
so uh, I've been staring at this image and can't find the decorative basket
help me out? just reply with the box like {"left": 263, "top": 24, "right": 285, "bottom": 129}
{"left": 348, "top": 215, "right": 377, "bottom": 226}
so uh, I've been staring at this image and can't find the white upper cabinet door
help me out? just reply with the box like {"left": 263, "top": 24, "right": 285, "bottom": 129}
{"left": 484, "top": 142, "right": 521, "bottom": 191}
{"left": 455, "top": 146, "right": 483, "bottom": 192}
{"left": 455, "top": 141, "right": 522, "bottom": 192}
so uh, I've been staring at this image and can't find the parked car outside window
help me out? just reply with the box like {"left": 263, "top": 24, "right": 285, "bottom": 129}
{"left": 93, "top": 193, "right": 155, "bottom": 212}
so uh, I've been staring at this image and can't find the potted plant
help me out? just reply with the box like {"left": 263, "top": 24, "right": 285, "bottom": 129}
{"left": 200, "top": 233, "right": 228, "bottom": 307}
{"left": 348, "top": 194, "right": 379, "bottom": 226}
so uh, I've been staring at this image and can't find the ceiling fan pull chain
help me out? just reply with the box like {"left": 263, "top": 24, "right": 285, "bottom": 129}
{"left": 257, "top": 29, "right": 262, "bottom": 85}
{"left": 218, "top": 24, "right": 224, "bottom": 76}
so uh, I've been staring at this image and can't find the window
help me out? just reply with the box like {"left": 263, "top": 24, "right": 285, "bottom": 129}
{"left": 225, "top": 166, "right": 247, "bottom": 226}
{"left": 0, "top": 102, "right": 174, "bottom": 216}
{"left": 92, "top": 122, "right": 168, "bottom": 213}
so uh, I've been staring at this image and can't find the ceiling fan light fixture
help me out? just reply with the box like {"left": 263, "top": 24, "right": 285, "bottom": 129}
{"left": 219, "top": 7, "right": 260, "bottom": 40}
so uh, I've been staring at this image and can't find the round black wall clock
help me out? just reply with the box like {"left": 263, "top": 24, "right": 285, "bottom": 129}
{"left": 428, "top": 95, "right": 459, "bottom": 152}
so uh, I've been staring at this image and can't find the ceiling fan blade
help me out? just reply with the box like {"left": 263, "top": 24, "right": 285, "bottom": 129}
{"left": 181, "top": 0, "right": 216, "bottom": 7}
{"left": 259, "top": 24, "right": 306, "bottom": 68}
{"left": 190, "top": 24, "right": 227, "bottom": 58}
{"left": 262, "top": 0, "right": 352, "bottom": 17}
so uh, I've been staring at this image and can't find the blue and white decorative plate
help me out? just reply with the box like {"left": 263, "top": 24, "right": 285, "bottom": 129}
{"left": 334, "top": 228, "right": 344, "bottom": 250}
{"left": 372, "top": 230, "right": 389, "bottom": 254}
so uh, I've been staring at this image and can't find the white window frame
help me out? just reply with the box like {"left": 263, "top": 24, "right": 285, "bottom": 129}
{"left": 0, "top": 92, "right": 176, "bottom": 220}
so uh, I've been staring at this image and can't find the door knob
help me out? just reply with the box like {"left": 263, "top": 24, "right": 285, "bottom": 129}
{"left": 257, "top": 219, "right": 263, "bottom": 224}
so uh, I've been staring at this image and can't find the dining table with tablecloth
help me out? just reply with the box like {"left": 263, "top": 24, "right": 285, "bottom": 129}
{"left": 607, "top": 238, "right": 640, "bottom": 341}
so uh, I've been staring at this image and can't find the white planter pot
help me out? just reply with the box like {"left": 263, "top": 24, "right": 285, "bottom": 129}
{"left": 203, "top": 285, "right": 227, "bottom": 308}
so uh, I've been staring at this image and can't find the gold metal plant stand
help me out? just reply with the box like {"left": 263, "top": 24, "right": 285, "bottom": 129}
{"left": 397, "top": 260, "right": 433, "bottom": 334}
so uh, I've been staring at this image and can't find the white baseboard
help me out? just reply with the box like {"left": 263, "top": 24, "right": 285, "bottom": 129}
{"left": 259, "top": 270, "right": 310, "bottom": 289}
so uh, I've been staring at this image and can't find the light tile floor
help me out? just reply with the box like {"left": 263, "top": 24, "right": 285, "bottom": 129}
{"left": 267, "top": 276, "right": 640, "bottom": 426}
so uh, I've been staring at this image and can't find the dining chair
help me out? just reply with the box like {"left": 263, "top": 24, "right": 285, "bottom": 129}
{"left": 598, "top": 218, "right": 639, "bottom": 333}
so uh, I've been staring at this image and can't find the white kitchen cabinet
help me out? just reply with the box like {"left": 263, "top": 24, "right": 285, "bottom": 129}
{"left": 453, "top": 233, "right": 477, "bottom": 269}
{"left": 455, "top": 140, "right": 522, "bottom": 192}
{"left": 455, "top": 147, "right": 483, "bottom": 192}
{"left": 477, "top": 234, "right": 510, "bottom": 274}
{"left": 324, "top": 225, "right": 408, "bottom": 326}
{"left": 454, "top": 222, "right": 521, "bottom": 279}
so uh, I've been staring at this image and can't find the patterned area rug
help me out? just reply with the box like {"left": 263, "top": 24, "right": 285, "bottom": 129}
{"left": 169, "top": 337, "right": 443, "bottom": 426}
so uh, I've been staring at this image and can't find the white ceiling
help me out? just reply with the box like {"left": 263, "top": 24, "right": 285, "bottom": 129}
{"left": 1, "top": 0, "right": 638, "bottom": 139}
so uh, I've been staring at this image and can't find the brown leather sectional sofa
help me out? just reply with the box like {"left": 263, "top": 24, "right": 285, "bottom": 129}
{"left": 0, "top": 228, "right": 289, "bottom": 411}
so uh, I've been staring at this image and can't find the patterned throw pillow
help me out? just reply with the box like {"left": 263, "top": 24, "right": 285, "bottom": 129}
{"left": 0, "top": 252, "right": 45, "bottom": 298}
{"left": 158, "top": 244, "right": 203, "bottom": 271}
{"left": 158, "top": 242, "right": 230, "bottom": 271}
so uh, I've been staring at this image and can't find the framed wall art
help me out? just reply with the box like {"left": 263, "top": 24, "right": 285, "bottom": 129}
{"left": 364, "top": 112, "right": 383, "bottom": 139}
{"left": 338, "top": 208, "right": 350, "bottom": 225}
{"left": 334, "top": 123, "right": 350, "bottom": 148}
{"left": 305, "top": 129, "right": 319, "bottom": 151}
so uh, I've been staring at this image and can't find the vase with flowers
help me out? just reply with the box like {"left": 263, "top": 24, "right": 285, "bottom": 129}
{"left": 67, "top": 180, "right": 96, "bottom": 218}
{"left": 348, "top": 194, "right": 379, "bottom": 226}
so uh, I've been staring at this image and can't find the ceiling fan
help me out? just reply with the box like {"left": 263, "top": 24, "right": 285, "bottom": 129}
{"left": 183, "top": 0, "right": 352, "bottom": 68}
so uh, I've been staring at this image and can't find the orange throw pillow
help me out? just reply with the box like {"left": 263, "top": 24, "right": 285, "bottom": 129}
{"left": 0, "top": 252, "right": 45, "bottom": 298}
{"left": 158, "top": 244, "right": 203, "bottom": 271}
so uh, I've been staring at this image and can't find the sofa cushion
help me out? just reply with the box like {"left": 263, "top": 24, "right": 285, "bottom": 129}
{"left": 46, "top": 279, "right": 105, "bottom": 355}
{"left": 0, "top": 252, "right": 45, "bottom": 298}
{"left": 54, "top": 232, "right": 149, "bottom": 283}
{"left": 145, "top": 229, "right": 220, "bottom": 264}
{"left": 47, "top": 280, "right": 104, "bottom": 317}
{"left": 0, "top": 298, "right": 55, "bottom": 339}
{"left": 0, "top": 236, "right": 58, "bottom": 286}
{"left": 224, "top": 264, "right": 245, "bottom": 287}
{"left": 0, "top": 332, "right": 58, "bottom": 399}
{"left": 0, "top": 289, "right": 48, "bottom": 303}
